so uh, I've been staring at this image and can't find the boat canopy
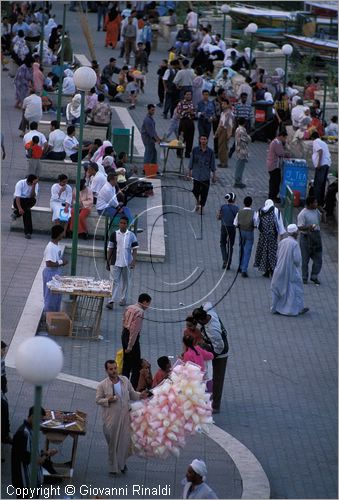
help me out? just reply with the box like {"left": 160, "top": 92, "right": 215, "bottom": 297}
{"left": 304, "top": 1, "right": 338, "bottom": 12}
{"left": 229, "top": 5, "right": 297, "bottom": 20}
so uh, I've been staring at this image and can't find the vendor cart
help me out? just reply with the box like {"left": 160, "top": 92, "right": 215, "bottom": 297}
{"left": 40, "top": 409, "right": 87, "bottom": 479}
{"left": 48, "top": 276, "right": 112, "bottom": 339}
{"left": 160, "top": 142, "right": 185, "bottom": 175}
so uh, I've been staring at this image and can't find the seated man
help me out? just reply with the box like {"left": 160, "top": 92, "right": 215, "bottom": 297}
{"left": 23, "top": 122, "right": 48, "bottom": 157}
{"left": 89, "top": 93, "right": 112, "bottom": 127}
{"left": 11, "top": 174, "right": 39, "bottom": 239}
{"left": 45, "top": 120, "right": 66, "bottom": 161}
{"left": 87, "top": 162, "right": 107, "bottom": 204}
{"left": 175, "top": 23, "right": 192, "bottom": 56}
{"left": 96, "top": 172, "right": 123, "bottom": 217}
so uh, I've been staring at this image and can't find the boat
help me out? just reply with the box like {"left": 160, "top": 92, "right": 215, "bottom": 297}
{"left": 284, "top": 34, "right": 338, "bottom": 58}
{"left": 227, "top": 4, "right": 300, "bottom": 28}
{"left": 304, "top": 1, "right": 338, "bottom": 17}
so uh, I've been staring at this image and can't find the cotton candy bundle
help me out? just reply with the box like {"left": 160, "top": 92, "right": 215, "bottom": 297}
{"left": 130, "top": 361, "right": 213, "bottom": 459}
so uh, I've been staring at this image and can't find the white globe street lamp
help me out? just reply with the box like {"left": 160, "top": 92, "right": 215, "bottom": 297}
{"left": 221, "top": 5, "right": 230, "bottom": 39}
{"left": 15, "top": 337, "right": 63, "bottom": 488}
{"left": 71, "top": 66, "right": 97, "bottom": 275}
{"left": 246, "top": 22, "right": 258, "bottom": 34}
{"left": 73, "top": 66, "right": 97, "bottom": 91}
{"left": 245, "top": 23, "right": 258, "bottom": 77}
{"left": 282, "top": 43, "right": 293, "bottom": 56}
{"left": 282, "top": 44, "right": 294, "bottom": 91}
{"left": 15, "top": 337, "right": 63, "bottom": 384}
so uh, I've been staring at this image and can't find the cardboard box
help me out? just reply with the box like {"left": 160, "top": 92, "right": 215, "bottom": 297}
{"left": 46, "top": 312, "right": 72, "bottom": 337}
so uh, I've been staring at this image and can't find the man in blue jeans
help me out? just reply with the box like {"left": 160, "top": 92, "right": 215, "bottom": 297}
{"left": 234, "top": 196, "right": 258, "bottom": 277}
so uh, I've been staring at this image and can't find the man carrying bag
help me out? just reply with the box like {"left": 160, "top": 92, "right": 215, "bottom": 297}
{"left": 192, "top": 302, "right": 229, "bottom": 414}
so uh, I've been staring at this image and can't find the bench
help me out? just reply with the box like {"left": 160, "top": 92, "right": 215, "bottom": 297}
{"left": 73, "top": 53, "right": 91, "bottom": 67}
{"left": 30, "top": 159, "right": 78, "bottom": 182}
{"left": 10, "top": 205, "right": 107, "bottom": 239}
{"left": 38, "top": 121, "right": 109, "bottom": 143}
{"left": 46, "top": 92, "right": 73, "bottom": 108}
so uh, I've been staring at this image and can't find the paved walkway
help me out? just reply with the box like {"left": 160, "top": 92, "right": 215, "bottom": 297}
{"left": 1, "top": 3, "right": 338, "bottom": 499}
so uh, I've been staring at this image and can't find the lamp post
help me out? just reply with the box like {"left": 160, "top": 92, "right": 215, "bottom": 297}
{"left": 56, "top": 3, "right": 67, "bottom": 123}
{"left": 39, "top": 12, "right": 46, "bottom": 64}
{"left": 221, "top": 4, "right": 230, "bottom": 40}
{"left": 282, "top": 44, "right": 293, "bottom": 92}
{"left": 245, "top": 22, "right": 258, "bottom": 77}
{"left": 71, "top": 66, "right": 97, "bottom": 276}
{"left": 15, "top": 337, "right": 63, "bottom": 489}
{"left": 322, "top": 76, "right": 327, "bottom": 126}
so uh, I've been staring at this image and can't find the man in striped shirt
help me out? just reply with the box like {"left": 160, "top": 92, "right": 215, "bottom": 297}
{"left": 121, "top": 293, "right": 152, "bottom": 388}
{"left": 233, "top": 93, "right": 253, "bottom": 131}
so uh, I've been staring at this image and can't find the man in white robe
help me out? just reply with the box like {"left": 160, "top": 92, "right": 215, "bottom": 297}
{"left": 183, "top": 459, "right": 218, "bottom": 498}
{"left": 271, "top": 224, "right": 309, "bottom": 316}
{"left": 96, "top": 360, "right": 147, "bottom": 475}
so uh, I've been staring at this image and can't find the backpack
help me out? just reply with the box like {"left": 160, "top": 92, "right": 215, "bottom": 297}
{"left": 126, "top": 179, "right": 153, "bottom": 198}
{"left": 200, "top": 319, "right": 229, "bottom": 358}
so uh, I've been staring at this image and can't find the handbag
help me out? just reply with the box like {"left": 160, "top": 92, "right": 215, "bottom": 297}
{"left": 59, "top": 208, "right": 71, "bottom": 222}
{"left": 200, "top": 319, "right": 229, "bottom": 358}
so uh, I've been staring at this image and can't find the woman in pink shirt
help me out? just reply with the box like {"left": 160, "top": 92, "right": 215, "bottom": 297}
{"left": 182, "top": 335, "right": 214, "bottom": 373}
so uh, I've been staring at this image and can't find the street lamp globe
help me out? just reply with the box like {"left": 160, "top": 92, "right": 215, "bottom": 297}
{"left": 246, "top": 22, "right": 258, "bottom": 34}
{"left": 15, "top": 337, "right": 63, "bottom": 385}
{"left": 73, "top": 66, "right": 97, "bottom": 92}
{"left": 282, "top": 44, "right": 293, "bottom": 56}
{"left": 221, "top": 4, "right": 230, "bottom": 14}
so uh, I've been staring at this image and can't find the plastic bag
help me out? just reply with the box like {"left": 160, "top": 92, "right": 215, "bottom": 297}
{"left": 115, "top": 349, "right": 124, "bottom": 375}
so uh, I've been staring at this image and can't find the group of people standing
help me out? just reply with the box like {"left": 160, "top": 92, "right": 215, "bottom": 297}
{"left": 219, "top": 190, "right": 323, "bottom": 316}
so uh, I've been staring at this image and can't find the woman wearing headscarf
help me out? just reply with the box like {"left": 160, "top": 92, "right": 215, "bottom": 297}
{"left": 69, "top": 178, "right": 93, "bottom": 239}
{"left": 104, "top": 8, "right": 121, "bottom": 49}
{"left": 92, "top": 140, "right": 113, "bottom": 164}
{"left": 12, "top": 30, "right": 30, "bottom": 65}
{"left": 254, "top": 199, "right": 285, "bottom": 277}
{"left": 271, "top": 224, "right": 309, "bottom": 316}
{"left": 14, "top": 57, "right": 33, "bottom": 108}
{"left": 44, "top": 17, "right": 57, "bottom": 41}
{"left": 62, "top": 69, "right": 75, "bottom": 95}
{"left": 32, "top": 62, "right": 44, "bottom": 93}
{"left": 243, "top": 46, "right": 256, "bottom": 73}
{"left": 66, "top": 94, "right": 81, "bottom": 124}
{"left": 102, "top": 155, "right": 116, "bottom": 175}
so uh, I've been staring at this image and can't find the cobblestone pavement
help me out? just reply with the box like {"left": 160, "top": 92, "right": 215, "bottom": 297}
{"left": 1, "top": 3, "right": 338, "bottom": 499}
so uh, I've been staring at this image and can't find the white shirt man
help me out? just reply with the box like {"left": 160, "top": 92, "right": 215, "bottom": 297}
{"left": 312, "top": 137, "right": 331, "bottom": 168}
{"left": 291, "top": 102, "right": 308, "bottom": 128}
{"left": 89, "top": 171, "right": 107, "bottom": 198}
{"left": 96, "top": 174, "right": 120, "bottom": 214}
{"left": 22, "top": 93, "right": 43, "bottom": 123}
{"left": 14, "top": 178, "right": 40, "bottom": 199}
{"left": 63, "top": 134, "right": 79, "bottom": 158}
{"left": 106, "top": 218, "right": 139, "bottom": 308}
{"left": 216, "top": 38, "right": 226, "bottom": 53}
{"left": 48, "top": 128, "right": 66, "bottom": 152}
{"left": 311, "top": 134, "right": 331, "bottom": 207}
{"left": 224, "top": 47, "right": 239, "bottom": 60}
{"left": 186, "top": 10, "right": 198, "bottom": 29}
{"left": 23, "top": 129, "right": 47, "bottom": 147}
{"left": 199, "top": 33, "right": 212, "bottom": 50}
